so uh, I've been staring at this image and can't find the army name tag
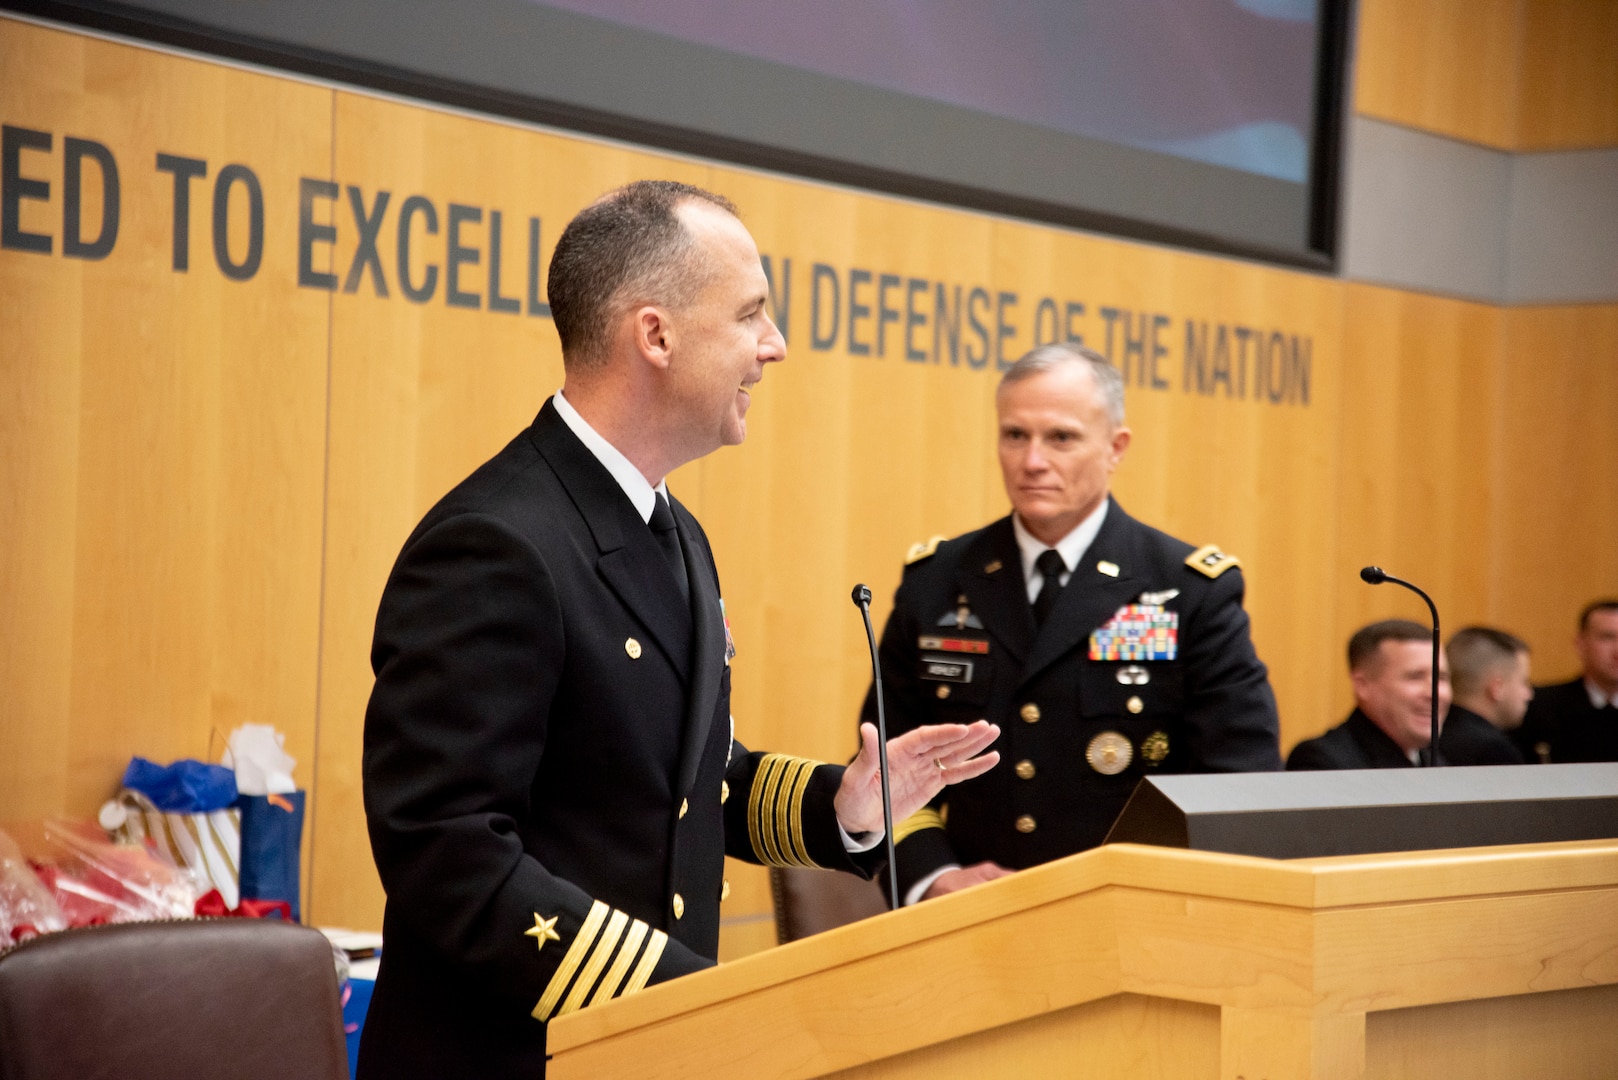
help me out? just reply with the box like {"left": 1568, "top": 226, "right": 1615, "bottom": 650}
{"left": 919, "top": 635, "right": 990, "bottom": 655}
{"left": 921, "top": 657, "right": 973, "bottom": 683}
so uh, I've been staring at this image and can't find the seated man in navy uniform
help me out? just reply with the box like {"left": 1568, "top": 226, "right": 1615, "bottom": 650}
{"left": 1288, "top": 620, "right": 1452, "bottom": 769}
{"left": 862, "top": 342, "right": 1281, "bottom": 905}
{"left": 1438, "top": 626, "right": 1530, "bottom": 765}
{"left": 360, "top": 181, "right": 1000, "bottom": 1080}
{"left": 1514, "top": 599, "right": 1618, "bottom": 763}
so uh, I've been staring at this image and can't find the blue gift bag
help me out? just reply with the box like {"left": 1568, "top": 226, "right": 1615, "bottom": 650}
{"left": 235, "top": 790, "right": 305, "bottom": 921}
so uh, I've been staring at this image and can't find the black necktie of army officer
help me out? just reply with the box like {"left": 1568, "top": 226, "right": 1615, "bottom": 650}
{"left": 649, "top": 492, "right": 690, "bottom": 605}
{"left": 1031, "top": 549, "right": 1066, "bottom": 627}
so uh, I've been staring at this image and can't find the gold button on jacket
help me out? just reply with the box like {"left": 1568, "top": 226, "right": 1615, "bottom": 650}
{"left": 1019, "top": 702, "right": 1041, "bottom": 723}
{"left": 1014, "top": 759, "right": 1036, "bottom": 780}
{"left": 1015, "top": 814, "right": 1037, "bottom": 833}
{"left": 672, "top": 893, "right": 685, "bottom": 919}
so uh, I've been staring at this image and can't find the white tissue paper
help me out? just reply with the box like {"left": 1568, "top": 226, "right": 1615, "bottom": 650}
{"left": 222, "top": 724, "right": 298, "bottom": 795}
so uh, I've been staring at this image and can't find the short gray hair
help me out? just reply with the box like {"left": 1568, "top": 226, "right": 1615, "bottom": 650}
{"left": 998, "top": 343, "right": 1125, "bottom": 427}
{"left": 548, "top": 180, "right": 738, "bottom": 372}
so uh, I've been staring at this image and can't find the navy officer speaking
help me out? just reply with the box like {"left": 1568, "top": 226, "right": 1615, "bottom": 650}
{"left": 359, "top": 181, "right": 999, "bottom": 1079}
{"left": 862, "top": 343, "right": 1281, "bottom": 904}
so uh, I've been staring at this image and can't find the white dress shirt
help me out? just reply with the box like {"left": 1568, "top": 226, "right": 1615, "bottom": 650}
{"left": 1012, "top": 497, "right": 1110, "bottom": 602}
{"left": 552, "top": 388, "right": 665, "bottom": 522}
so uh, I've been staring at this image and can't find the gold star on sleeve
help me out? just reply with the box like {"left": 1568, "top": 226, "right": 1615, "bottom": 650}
{"left": 525, "top": 913, "right": 561, "bottom": 951}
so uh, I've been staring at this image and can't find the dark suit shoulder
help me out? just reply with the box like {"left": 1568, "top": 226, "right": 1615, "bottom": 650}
{"left": 1286, "top": 722, "right": 1358, "bottom": 770}
{"left": 1439, "top": 707, "right": 1525, "bottom": 766}
{"left": 897, "top": 521, "right": 998, "bottom": 587}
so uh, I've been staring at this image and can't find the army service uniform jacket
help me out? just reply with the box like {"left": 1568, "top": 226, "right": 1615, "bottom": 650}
{"left": 360, "top": 400, "right": 874, "bottom": 1079}
{"left": 863, "top": 499, "right": 1281, "bottom": 901}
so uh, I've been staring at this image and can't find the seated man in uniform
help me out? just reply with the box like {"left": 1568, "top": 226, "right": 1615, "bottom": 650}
{"left": 1514, "top": 599, "right": 1618, "bottom": 763}
{"left": 863, "top": 342, "right": 1282, "bottom": 905}
{"left": 1438, "top": 626, "right": 1530, "bottom": 765}
{"left": 1288, "top": 620, "right": 1452, "bottom": 769}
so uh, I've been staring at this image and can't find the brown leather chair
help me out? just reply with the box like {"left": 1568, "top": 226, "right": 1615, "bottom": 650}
{"left": 769, "top": 866, "right": 890, "bottom": 944}
{"left": 0, "top": 918, "right": 347, "bottom": 1080}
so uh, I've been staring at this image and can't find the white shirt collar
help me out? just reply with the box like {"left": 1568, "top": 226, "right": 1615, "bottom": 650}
{"left": 551, "top": 389, "right": 666, "bottom": 524}
{"left": 1588, "top": 679, "right": 1614, "bottom": 709}
{"left": 1011, "top": 498, "right": 1109, "bottom": 603}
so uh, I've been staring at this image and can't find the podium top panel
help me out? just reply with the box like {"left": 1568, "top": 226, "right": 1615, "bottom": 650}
{"left": 1105, "top": 763, "right": 1618, "bottom": 859}
{"left": 1148, "top": 762, "right": 1618, "bottom": 812}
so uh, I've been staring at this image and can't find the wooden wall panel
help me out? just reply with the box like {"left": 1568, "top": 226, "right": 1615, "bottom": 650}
{"left": 1327, "top": 285, "right": 1503, "bottom": 739}
{"left": 1491, "top": 304, "right": 1618, "bottom": 681}
{"left": 1515, "top": 0, "right": 1618, "bottom": 150}
{"left": 1354, "top": 0, "right": 1522, "bottom": 148}
{"left": 0, "top": 21, "right": 331, "bottom": 845}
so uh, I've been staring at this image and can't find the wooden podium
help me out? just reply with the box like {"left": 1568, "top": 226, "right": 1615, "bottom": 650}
{"left": 547, "top": 840, "right": 1618, "bottom": 1079}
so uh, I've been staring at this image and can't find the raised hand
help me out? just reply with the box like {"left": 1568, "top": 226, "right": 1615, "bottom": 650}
{"left": 833, "top": 720, "right": 1000, "bottom": 836}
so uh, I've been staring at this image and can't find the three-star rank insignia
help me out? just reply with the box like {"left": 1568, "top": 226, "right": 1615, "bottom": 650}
{"left": 1186, "top": 545, "right": 1240, "bottom": 579}
{"left": 906, "top": 535, "right": 948, "bottom": 565}
{"left": 526, "top": 912, "right": 561, "bottom": 952}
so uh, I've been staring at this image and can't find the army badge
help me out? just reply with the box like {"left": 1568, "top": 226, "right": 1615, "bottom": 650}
{"left": 1141, "top": 731, "right": 1170, "bottom": 765}
{"left": 1086, "top": 731, "right": 1134, "bottom": 775}
{"left": 1089, "top": 605, "right": 1179, "bottom": 661}
{"left": 1116, "top": 664, "right": 1150, "bottom": 685}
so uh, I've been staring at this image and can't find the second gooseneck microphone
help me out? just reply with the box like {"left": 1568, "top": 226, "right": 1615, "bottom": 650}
{"left": 851, "top": 584, "right": 901, "bottom": 910}
{"left": 1360, "top": 566, "right": 1443, "bottom": 766}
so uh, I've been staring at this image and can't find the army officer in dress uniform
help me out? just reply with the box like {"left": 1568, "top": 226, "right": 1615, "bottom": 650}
{"left": 861, "top": 342, "right": 1282, "bottom": 904}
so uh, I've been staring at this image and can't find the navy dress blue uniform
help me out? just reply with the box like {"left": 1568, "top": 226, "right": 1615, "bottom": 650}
{"left": 1287, "top": 710, "right": 1417, "bottom": 770}
{"left": 1513, "top": 678, "right": 1618, "bottom": 763}
{"left": 863, "top": 499, "right": 1281, "bottom": 901}
{"left": 1437, "top": 705, "right": 1524, "bottom": 766}
{"left": 360, "top": 400, "right": 873, "bottom": 1079}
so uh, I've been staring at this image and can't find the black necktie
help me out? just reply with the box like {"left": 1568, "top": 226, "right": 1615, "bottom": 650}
{"left": 1031, "top": 549, "right": 1065, "bottom": 627}
{"left": 649, "top": 493, "right": 690, "bottom": 605}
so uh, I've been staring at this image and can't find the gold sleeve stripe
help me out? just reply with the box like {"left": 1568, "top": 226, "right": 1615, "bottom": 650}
{"left": 555, "top": 908, "right": 628, "bottom": 1018}
{"left": 784, "top": 759, "right": 818, "bottom": 867}
{"left": 532, "top": 899, "right": 608, "bottom": 1021}
{"left": 747, "top": 755, "right": 788, "bottom": 866}
{"left": 893, "top": 807, "right": 945, "bottom": 845}
{"left": 772, "top": 758, "right": 808, "bottom": 867}
{"left": 749, "top": 754, "right": 825, "bottom": 869}
{"left": 622, "top": 928, "right": 668, "bottom": 996}
{"left": 588, "top": 918, "right": 649, "bottom": 1007}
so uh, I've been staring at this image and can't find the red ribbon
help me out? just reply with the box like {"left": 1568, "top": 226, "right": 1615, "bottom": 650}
{"left": 194, "top": 889, "right": 293, "bottom": 921}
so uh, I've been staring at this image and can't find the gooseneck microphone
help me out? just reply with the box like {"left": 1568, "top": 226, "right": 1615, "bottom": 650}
{"left": 852, "top": 584, "right": 901, "bottom": 910}
{"left": 1360, "top": 566, "right": 1443, "bottom": 766}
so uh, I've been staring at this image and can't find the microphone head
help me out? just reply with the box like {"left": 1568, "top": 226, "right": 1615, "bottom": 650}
{"left": 851, "top": 584, "right": 873, "bottom": 608}
{"left": 1360, "top": 566, "right": 1387, "bottom": 585}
